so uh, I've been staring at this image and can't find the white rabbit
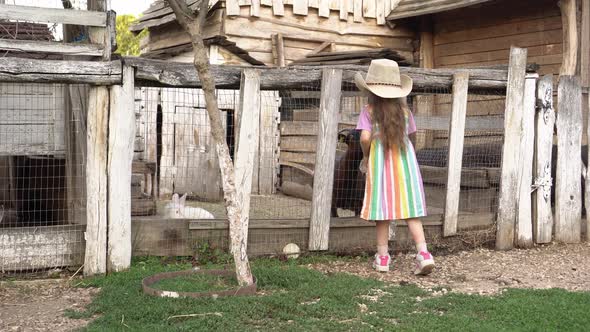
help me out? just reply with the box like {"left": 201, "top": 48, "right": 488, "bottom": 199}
{"left": 163, "top": 193, "right": 215, "bottom": 219}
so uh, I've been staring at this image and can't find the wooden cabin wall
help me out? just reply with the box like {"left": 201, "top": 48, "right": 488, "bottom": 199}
{"left": 226, "top": 6, "right": 416, "bottom": 65}
{"left": 432, "top": 0, "right": 562, "bottom": 74}
{"left": 419, "top": 0, "right": 563, "bottom": 149}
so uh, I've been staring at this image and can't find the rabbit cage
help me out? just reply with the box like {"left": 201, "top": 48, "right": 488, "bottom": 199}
{"left": 0, "top": 81, "right": 87, "bottom": 273}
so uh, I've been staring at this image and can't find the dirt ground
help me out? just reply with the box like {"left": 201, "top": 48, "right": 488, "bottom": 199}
{"left": 311, "top": 242, "right": 590, "bottom": 295}
{"left": 0, "top": 243, "right": 588, "bottom": 331}
{"left": 0, "top": 279, "right": 98, "bottom": 332}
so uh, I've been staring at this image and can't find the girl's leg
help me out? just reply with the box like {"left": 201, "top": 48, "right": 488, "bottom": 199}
{"left": 406, "top": 218, "right": 428, "bottom": 252}
{"left": 406, "top": 218, "right": 434, "bottom": 275}
{"left": 376, "top": 220, "right": 390, "bottom": 256}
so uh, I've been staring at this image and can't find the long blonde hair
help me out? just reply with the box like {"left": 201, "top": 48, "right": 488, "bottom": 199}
{"left": 368, "top": 93, "right": 408, "bottom": 151}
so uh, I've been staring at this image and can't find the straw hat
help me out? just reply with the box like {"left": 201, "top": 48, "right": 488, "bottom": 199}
{"left": 354, "top": 59, "right": 412, "bottom": 98}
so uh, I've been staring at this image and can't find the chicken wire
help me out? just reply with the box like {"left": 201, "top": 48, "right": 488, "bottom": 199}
{"left": 0, "top": 83, "right": 86, "bottom": 275}
{"left": 334, "top": 82, "right": 505, "bottom": 222}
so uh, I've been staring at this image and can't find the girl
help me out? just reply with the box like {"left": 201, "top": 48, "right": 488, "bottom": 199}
{"left": 354, "top": 59, "right": 434, "bottom": 275}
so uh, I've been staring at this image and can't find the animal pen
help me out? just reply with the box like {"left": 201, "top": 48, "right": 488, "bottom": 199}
{"left": 0, "top": 4, "right": 589, "bottom": 277}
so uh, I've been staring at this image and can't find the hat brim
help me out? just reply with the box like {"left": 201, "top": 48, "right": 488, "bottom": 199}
{"left": 354, "top": 72, "right": 413, "bottom": 99}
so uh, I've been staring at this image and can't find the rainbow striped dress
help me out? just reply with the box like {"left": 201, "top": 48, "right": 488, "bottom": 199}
{"left": 356, "top": 106, "right": 427, "bottom": 221}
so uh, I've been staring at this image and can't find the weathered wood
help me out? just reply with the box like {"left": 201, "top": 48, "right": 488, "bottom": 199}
{"left": 533, "top": 75, "right": 555, "bottom": 244}
{"left": 0, "top": 39, "right": 103, "bottom": 56}
{"left": 443, "top": 72, "right": 470, "bottom": 237}
{"left": 415, "top": 16, "right": 435, "bottom": 150}
{"left": 420, "top": 165, "right": 493, "bottom": 189}
{"left": 496, "top": 47, "right": 528, "bottom": 250}
{"left": 387, "top": 0, "right": 493, "bottom": 20}
{"left": 226, "top": 0, "right": 240, "bottom": 15}
{"left": 515, "top": 74, "right": 538, "bottom": 248}
{"left": 0, "top": 4, "right": 107, "bottom": 26}
{"left": 84, "top": 86, "right": 109, "bottom": 276}
{"left": 276, "top": 33, "right": 286, "bottom": 67}
{"left": 0, "top": 225, "right": 85, "bottom": 271}
{"left": 233, "top": 69, "right": 261, "bottom": 264}
{"left": 309, "top": 69, "right": 342, "bottom": 251}
{"left": 273, "top": 0, "right": 285, "bottom": 16}
{"left": 555, "top": 75, "right": 582, "bottom": 243}
{"left": 103, "top": 10, "right": 116, "bottom": 61}
{"left": 126, "top": 57, "right": 511, "bottom": 91}
{"left": 581, "top": 0, "right": 590, "bottom": 87}
{"left": 259, "top": 91, "right": 280, "bottom": 195}
{"left": 559, "top": 0, "right": 578, "bottom": 76}
{"left": 587, "top": 91, "right": 590, "bottom": 242}
{"left": 293, "top": 0, "right": 309, "bottom": 15}
{"left": 107, "top": 65, "right": 135, "bottom": 272}
{"left": 158, "top": 89, "right": 175, "bottom": 197}
{"left": 251, "top": 0, "right": 261, "bottom": 17}
{"left": 0, "top": 57, "right": 121, "bottom": 85}
{"left": 415, "top": 115, "right": 504, "bottom": 131}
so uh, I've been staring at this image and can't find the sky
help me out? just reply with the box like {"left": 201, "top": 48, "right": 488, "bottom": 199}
{"left": 109, "top": 0, "right": 154, "bottom": 16}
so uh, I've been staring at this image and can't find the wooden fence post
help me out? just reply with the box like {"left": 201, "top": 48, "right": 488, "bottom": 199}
{"left": 234, "top": 69, "right": 261, "bottom": 252}
{"left": 533, "top": 75, "right": 555, "bottom": 244}
{"left": 309, "top": 68, "right": 342, "bottom": 251}
{"left": 587, "top": 91, "right": 590, "bottom": 242}
{"left": 443, "top": 71, "right": 469, "bottom": 237}
{"left": 496, "top": 46, "right": 528, "bottom": 250}
{"left": 84, "top": 87, "right": 109, "bottom": 276}
{"left": 106, "top": 65, "right": 135, "bottom": 272}
{"left": 555, "top": 75, "right": 582, "bottom": 243}
{"left": 515, "top": 73, "right": 538, "bottom": 248}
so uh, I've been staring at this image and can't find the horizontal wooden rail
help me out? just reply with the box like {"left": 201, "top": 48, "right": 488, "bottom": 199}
{"left": 125, "top": 57, "right": 510, "bottom": 92}
{"left": 0, "top": 56, "right": 512, "bottom": 92}
{"left": 0, "top": 4, "right": 106, "bottom": 26}
{"left": 0, "top": 57, "right": 121, "bottom": 85}
{"left": 414, "top": 115, "right": 504, "bottom": 131}
{"left": 0, "top": 39, "right": 104, "bottom": 57}
{"left": 185, "top": 213, "right": 495, "bottom": 230}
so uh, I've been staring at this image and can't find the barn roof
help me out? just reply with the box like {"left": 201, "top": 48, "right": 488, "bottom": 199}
{"left": 387, "top": 0, "right": 495, "bottom": 21}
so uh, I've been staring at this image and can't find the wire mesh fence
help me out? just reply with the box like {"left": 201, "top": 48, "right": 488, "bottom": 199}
{"left": 0, "top": 83, "right": 86, "bottom": 275}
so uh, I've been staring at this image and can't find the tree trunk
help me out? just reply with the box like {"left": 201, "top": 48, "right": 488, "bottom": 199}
{"left": 166, "top": 0, "right": 253, "bottom": 286}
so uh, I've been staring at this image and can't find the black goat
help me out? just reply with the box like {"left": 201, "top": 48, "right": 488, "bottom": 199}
{"left": 331, "top": 129, "right": 366, "bottom": 217}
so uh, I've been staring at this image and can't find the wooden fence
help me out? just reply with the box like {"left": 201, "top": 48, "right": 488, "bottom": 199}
{"left": 1, "top": 40, "right": 588, "bottom": 275}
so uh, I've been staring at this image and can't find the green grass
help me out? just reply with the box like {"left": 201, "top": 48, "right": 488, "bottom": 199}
{"left": 70, "top": 256, "right": 590, "bottom": 332}
{"left": 151, "top": 273, "right": 239, "bottom": 293}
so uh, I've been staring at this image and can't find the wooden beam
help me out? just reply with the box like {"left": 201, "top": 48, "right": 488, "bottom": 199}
{"left": 515, "top": 74, "right": 538, "bottom": 248}
{"left": 443, "top": 72, "right": 469, "bottom": 237}
{"left": 533, "top": 75, "right": 555, "bottom": 244}
{"left": 107, "top": 65, "right": 135, "bottom": 272}
{"left": 309, "top": 69, "right": 342, "bottom": 251}
{"left": 0, "top": 39, "right": 103, "bottom": 56}
{"left": 415, "top": 16, "right": 435, "bottom": 150}
{"left": 555, "top": 75, "right": 582, "bottom": 243}
{"left": 84, "top": 86, "right": 109, "bottom": 276}
{"left": 126, "top": 57, "right": 512, "bottom": 91}
{"left": 414, "top": 115, "right": 503, "bottom": 131}
{"left": 559, "top": 0, "right": 578, "bottom": 76}
{"left": 496, "top": 47, "right": 528, "bottom": 251}
{"left": 0, "top": 57, "right": 121, "bottom": 85}
{"left": 387, "top": 0, "right": 493, "bottom": 20}
{"left": 0, "top": 4, "right": 107, "bottom": 26}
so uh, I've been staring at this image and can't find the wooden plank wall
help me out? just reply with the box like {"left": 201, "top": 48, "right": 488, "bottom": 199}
{"left": 425, "top": 0, "right": 562, "bottom": 149}
{"left": 226, "top": 6, "right": 415, "bottom": 66}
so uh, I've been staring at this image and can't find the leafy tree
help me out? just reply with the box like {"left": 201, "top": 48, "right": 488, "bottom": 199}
{"left": 115, "top": 14, "right": 148, "bottom": 56}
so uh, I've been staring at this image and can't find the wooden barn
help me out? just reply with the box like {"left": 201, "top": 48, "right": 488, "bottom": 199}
{"left": 130, "top": 0, "right": 415, "bottom": 66}
{"left": 129, "top": 0, "right": 589, "bottom": 217}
